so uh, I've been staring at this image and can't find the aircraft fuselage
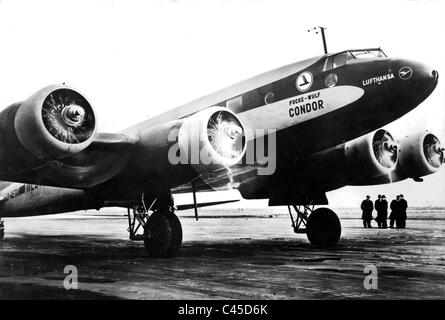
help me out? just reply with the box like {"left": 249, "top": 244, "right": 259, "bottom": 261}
{"left": 0, "top": 48, "right": 439, "bottom": 215}
{"left": 106, "top": 48, "right": 438, "bottom": 199}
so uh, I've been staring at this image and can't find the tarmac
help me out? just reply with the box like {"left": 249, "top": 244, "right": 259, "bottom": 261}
{"left": 0, "top": 208, "right": 444, "bottom": 299}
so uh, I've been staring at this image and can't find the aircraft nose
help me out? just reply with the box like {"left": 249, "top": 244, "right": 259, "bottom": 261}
{"left": 392, "top": 59, "right": 439, "bottom": 103}
{"left": 432, "top": 69, "right": 439, "bottom": 80}
{"left": 411, "top": 61, "right": 439, "bottom": 86}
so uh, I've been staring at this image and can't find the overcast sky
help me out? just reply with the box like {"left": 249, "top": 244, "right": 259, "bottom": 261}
{"left": 0, "top": 0, "right": 443, "bottom": 207}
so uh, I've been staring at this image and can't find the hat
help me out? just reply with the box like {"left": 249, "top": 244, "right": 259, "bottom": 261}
{"left": 366, "top": 195, "right": 370, "bottom": 198}
{"left": 382, "top": 195, "right": 386, "bottom": 199}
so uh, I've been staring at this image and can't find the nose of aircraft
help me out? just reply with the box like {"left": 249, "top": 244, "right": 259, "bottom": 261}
{"left": 411, "top": 60, "right": 439, "bottom": 88}
{"left": 392, "top": 58, "right": 439, "bottom": 104}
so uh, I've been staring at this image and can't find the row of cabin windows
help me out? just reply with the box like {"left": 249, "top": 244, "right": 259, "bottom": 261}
{"left": 225, "top": 92, "right": 275, "bottom": 108}
{"left": 226, "top": 52, "right": 355, "bottom": 108}
{"left": 224, "top": 50, "right": 386, "bottom": 108}
{"left": 224, "top": 54, "right": 347, "bottom": 109}
{"left": 6, "top": 184, "right": 39, "bottom": 200}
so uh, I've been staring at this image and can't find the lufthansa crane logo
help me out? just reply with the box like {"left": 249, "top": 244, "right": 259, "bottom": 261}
{"left": 296, "top": 71, "right": 313, "bottom": 92}
{"left": 398, "top": 66, "right": 413, "bottom": 80}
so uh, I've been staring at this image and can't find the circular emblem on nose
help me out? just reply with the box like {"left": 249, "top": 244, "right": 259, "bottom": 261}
{"left": 296, "top": 71, "right": 313, "bottom": 92}
{"left": 325, "top": 73, "right": 338, "bottom": 88}
{"left": 398, "top": 66, "right": 413, "bottom": 80}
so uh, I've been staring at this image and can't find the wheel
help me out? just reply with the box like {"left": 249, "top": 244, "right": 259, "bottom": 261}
{"left": 165, "top": 212, "right": 182, "bottom": 257}
{"left": 306, "top": 208, "right": 341, "bottom": 247}
{"left": 143, "top": 213, "right": 172, "bottom": 257}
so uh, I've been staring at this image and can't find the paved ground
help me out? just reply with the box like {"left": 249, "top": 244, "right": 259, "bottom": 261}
{"left": 0, "top": 208, "right": 444, "bottom": 299}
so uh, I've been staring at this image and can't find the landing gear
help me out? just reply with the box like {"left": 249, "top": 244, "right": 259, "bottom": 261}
{"left": 127, "top": 195, "right": 182, "bottom": 258}
{"left": 288, "top": 205, "right": 341, "bottom": 247}
{"left": 306, "top": 208, "right": 341, "bottom": 247}
{"left": 0, "top": 219, "right": 4, "bottom": 240}
{"left": 143, "top": 210, "right": 182, "bottom": 257}
{"left": 163, "top": 211, "right": 183, "bottom": 257}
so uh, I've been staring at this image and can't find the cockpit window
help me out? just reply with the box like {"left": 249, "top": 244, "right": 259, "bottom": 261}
{"left": 323, "top": 56, "right": 334, "bottom": 71}
{"left": 324, "top": 48, "right": 387, "bottom": 71}
{"left": 346, "top": 51, "right": 355, "bottom": 63}
{"left": 324, "top": 53, "right": 348, "bottom": 70}
{"left": 332, "top": 54, "right": 342, "bottom": 69}
{"left": 351, "top": 49, "right": 386, "bottom": 59}
{"left": 333, "top": 52, "right": 346, "bottom": 69}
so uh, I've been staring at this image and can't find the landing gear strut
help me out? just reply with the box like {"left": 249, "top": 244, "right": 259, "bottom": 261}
{"left": 127, "top": 196, "right": 182, "bottom": 258}
{"left": 127, "top": 206, "right": 149, "bottom": 241}
{"left": 288, "top": 205, "right": 341, "bottom": 247}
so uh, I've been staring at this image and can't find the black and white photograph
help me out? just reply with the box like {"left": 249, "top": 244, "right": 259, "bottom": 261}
{"left": 0, "top": 0, "right": 444, "bottom": 306}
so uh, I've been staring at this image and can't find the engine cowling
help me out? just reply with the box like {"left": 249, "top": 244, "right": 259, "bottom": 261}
{"left": 345, "top": 129, "right": 399, "bottom": 178}
{"left": 14, "top": 84, "right": 97, "bottom": 159}
{"left": 395, "top": 131, "right": 444, "bottom": 179}
{"left": 177, "top": 106, "right": 246, "bottom": 172}
{"left": 296, "top": 129, "right": 399, "bottom": 189}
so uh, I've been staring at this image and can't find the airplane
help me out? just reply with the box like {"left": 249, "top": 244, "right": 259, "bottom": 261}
{"left": 0, "top": 48, "right": 442, "bottom": 257}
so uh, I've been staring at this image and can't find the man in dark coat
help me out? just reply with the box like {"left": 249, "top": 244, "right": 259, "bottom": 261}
{"left": 389, "top": 195, "right": 400, "bottom": 229}
{"left": 375, "top": 195, "right": 388, "bottom": 229}
{"left": 361, "top": 195, "right": 374, "bottom": 228}
{"left": 398, "top": 194, "right": 408, "bottom": 228}
{"left": 374, "top": 195, "right": 382, "bottom": 228}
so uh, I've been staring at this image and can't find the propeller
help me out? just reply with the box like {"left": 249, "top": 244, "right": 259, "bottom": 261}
{"left": 373, "top": 130, "right": 398, "bottom": 168}
{"left": 423, "top": 134, "right": 444, "bottom": 168}
{"left": 41, "top": 88, "right": 95, "bottom": 144}
{"left": 207, "top": 111, "right": 244, "bottom": 160}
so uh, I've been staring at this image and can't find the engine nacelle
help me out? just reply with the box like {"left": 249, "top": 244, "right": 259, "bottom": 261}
{"left": 395, "top": 131, "right": 444, "bottom": 179}
{"left": 345, "top": 129, "right": 399, "bottom": 178}
{"left": 177, "top": 106, "right": 246, "bottom": 172}
{"left": 297, "top": 129, "right": 399, "bottom": 190}
{"left": 14, "top": 84, "right": 97, "bottom": 159}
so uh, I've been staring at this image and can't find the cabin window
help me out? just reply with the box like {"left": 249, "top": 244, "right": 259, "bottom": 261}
{"left": 18, "top": 185, "right": 25, "bottom": 195}
{"left": 226, "top": 95, "right": 243, "bottom": 109}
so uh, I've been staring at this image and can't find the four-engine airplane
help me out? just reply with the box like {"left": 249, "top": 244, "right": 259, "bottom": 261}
{"left": 0, "top": 48, "right": 442, "bottom": 257}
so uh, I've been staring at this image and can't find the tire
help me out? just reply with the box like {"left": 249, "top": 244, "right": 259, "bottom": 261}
{"left": 165, "top": 212, "right": 182, "bottom": 258}
{"left": 143, "top": 213, "right": 172, "bottom": 257}
{"left": 306, "top": 208, "right": 341, "bottom": 247}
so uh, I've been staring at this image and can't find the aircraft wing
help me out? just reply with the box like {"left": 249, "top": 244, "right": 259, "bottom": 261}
{"left": 0, "top": 84, "right": 250, "bottom": 195}
{"left": 175, "top": 199, "right": 240, "bottom": 211}
{"left": 0, "top": 129, "right": 136, "bottom": 189}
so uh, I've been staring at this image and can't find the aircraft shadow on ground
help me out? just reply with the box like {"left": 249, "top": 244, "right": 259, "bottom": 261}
{"left": 0, "top": 233, "right": 364, "bottom": 262}
{"left": 0, "top": 282, "right": 120, "bottom": 300}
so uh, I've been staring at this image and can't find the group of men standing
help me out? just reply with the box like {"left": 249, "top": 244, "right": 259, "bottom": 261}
{"left": 361, "top": 194, "right": 408, "bottom": 229}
